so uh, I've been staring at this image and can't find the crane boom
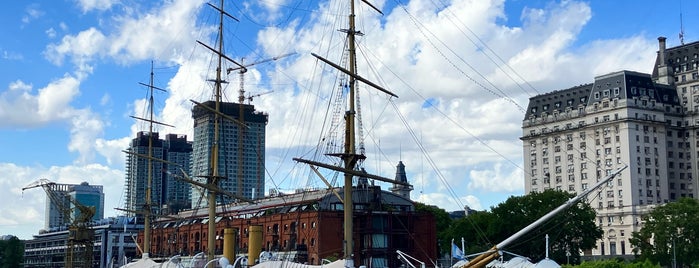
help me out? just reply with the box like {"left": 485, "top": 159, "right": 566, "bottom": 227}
{"left": 225, "top": 53, "right": 295, "bottom": 103}
{"left": 23, "top": 179, "right": 96, "bottom": 268}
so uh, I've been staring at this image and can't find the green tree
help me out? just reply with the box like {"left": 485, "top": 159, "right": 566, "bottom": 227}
{"left": 415, "top": 203, "right": 452, "bottom": 255}
{"left": 489, "top": 190, "right": 601, "bottom": 264}
{"left": 444, "top": 210, "right": 498, "bottom": 255}
{"left": 629, "top": 198, "right": 699, "bottom": 268}
{"left": 0, "top": 236, "right": 24, "bottom": 268}
{"left": 447, "top": 190, "right": 600, "bottom": 264}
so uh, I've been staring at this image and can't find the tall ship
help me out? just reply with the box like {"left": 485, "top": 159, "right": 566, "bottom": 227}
{"left": 124, "top": 0, "right": 438, "bottom": 267}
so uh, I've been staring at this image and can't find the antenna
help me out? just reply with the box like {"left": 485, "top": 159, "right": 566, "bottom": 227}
{"left": 679, "top": 0, "right": 685, "bottom": 45}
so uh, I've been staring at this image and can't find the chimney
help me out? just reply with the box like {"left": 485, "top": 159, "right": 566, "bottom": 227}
{"left": 658, "top": 36, "right": 667, "bottom": 65}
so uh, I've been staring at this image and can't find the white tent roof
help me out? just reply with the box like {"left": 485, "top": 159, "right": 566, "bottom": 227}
{"left": 251, "top": 259, "right": 346, "bottom": 268}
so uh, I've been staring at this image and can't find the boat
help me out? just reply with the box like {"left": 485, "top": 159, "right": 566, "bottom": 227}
{"left": 253, "top": 0, "right": 424, "bottom": 268}
{"left": 120, "top": 0, "right": 441, "bottom": 266}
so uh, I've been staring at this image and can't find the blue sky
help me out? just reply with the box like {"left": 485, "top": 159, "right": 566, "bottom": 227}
{"left": 0, "top": 0, "right": 695, "bottom": 240}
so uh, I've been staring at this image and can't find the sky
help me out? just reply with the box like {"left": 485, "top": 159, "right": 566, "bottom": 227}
{"left": 0, "top": 0, "right": 696, "bottom": 240}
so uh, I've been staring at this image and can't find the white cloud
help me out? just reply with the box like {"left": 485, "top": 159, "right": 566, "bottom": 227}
{"left": 37, "top": 76, "right": 81, "bottom": 120}
{"left": 44, "top": 27, "right": 106, "bottom": 68}
{"left": 0, "top": 76, "right": 80, "bottom": 128}
{"left": 45, "top": 27, "right": 57, "bottom": 38}
{"left": 95, "top": 137, "right": 130, "bottom": 167}
{"left": 75, "top": 0, "right": 119, "bottom": 13}
{"left": 68, "top": 111, "right": 106, "bottom": 165}
{"left": 415, "top": 192, "right": 483, "bottom": 211}
{"left": 46, "top": 0, "right": 208, "bottom": 68}
{"left": 468, "top": 163, "right": 524, "bottom": 192}
{"left": 22, "top": 4, "right": 45, "bottom": 24}
{"left": 0, "top": 75, "right": 109, "bottom": 165}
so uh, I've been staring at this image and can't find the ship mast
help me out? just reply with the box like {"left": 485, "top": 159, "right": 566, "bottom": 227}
{"left": 193, "top": 0, "right": 246, "bottom": 262}
{"left": 143, "top": 63, "right": 155, "bottom": 258}
{"left": 128, "top": 62, "right": 171, "bottom": 258}
{"left": 208, "top": 0, "right": 225, "bottom": 262}
{"left": 294, "top": 1, "right": 398, "bottom": 266}
{"left": 342, "top": 0, "right": 358, "bottom": 264}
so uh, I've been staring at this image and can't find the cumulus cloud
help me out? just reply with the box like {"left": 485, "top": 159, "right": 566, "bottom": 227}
{"left": 0, "top": 76, "right": 80, "bottom": 128}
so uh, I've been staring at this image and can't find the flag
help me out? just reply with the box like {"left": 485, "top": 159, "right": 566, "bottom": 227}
{"left": 451, "top": 242, "right": 465, "bottom": 260}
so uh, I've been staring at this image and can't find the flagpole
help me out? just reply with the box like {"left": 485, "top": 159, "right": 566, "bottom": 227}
{"left": 461, "top": 237, "right": 465, "bottom": 258}
{"left": 451, "top": 238, "right": 454, "bottom": 268}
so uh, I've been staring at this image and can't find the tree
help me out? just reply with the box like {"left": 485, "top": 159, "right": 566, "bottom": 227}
{"left": 0, "top": 236, "right": 24, "bottom": 268}
{"left": 489, "top": 190, "right": 601, "bottom": 264}
{"left": 629, "top": 198, "right": 699, "bottom": 268}
{"left": 444, "top": 210, "right": 498, "bottom": 255}
{"left": 447, "top": 190, "right": 601, "bottom": 264}
{"left": 415, "top": 203, "right": 452, "bottom": 255}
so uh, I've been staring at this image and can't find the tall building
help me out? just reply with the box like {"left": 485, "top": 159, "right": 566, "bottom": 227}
{"left": 522, "top": 36, "right": 699, "bottom": 259}
{"left": 521, "top": 70, "right": 685, "bottom": 258}
{"left": 190, "top": 101, "right": 268, "bottom": 207}
{"left": 124, "top": 131, "right": 192, "bottom": 216}
{"left": 44, "top": 182, "right": 104, "bottom": 229}
{"left": 125, "top": 131, "right": 165, "bottom": 216}
{"left": 652, "top": 37, "right": 699, "bottom": 200}
{"left": 163, "top": 133, "right": 193, "bottom": 213}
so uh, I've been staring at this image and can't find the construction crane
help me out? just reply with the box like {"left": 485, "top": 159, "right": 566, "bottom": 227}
{"left": 23, "top": 179, "right": 97, "bottom": 268}
{"left": 226, "top": 53, "right": 294, "bottom": 104}
{"left": 246, "top": 90, "right": 273, "bottom": 104}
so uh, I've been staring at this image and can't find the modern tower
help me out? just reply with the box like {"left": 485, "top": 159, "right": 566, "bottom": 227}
{"left": 44, "top": 182, "right": 104, "bottom": 229}
{"left": 124, "top": 131, "right": 165, "bottom": 217}
{"left": 124, "top": 131, "right": 193, "bottom": 216}
{"left": 190, "top": 101, "right": 268, "bottom": 207}
{"left": 162, "top": 134, "right": 193, "bottom": 213}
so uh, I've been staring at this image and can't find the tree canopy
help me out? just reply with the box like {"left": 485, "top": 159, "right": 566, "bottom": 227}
{"left": 445, "top": 190, "right": 602, "bottom": 264}
{"left": 629, "top": 198, "right": 699, "bottom": 268}
{"left": 0, "top": 236, "right": 24, "bottom": 268}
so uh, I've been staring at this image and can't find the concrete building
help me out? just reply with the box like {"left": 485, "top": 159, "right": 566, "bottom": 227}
{"left": 190, "top": 101, "right": 268, "bottom": 207}
{"left": 124, "top": 131, "right": 193, "bottom": 216}
{"left": 521, "top": 36, "right": 699, "bottom": 259}
{"left": 24, "top": 216, "right": 142, "bottom": 268}
{"left": 125, "top": 131, "right": 165, "bottom": 216}
{"left": 652, "top": 37, "right": 699, "bottom": 200}
{"left": 163, "top": 133, "right": 194, "bottom": 213}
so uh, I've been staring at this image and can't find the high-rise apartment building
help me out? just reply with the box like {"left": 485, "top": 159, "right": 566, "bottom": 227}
{"left": 190, "top": 101, "right": 268, "bottom": 207}
{"left": 124, "top": 131, "right": 192, "bottom": 216}
{"left": 162, "top": 133, "right": 193, "bottom": 213}
{"left": 521, "top": 37, "right": 699, "bottom": 258}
